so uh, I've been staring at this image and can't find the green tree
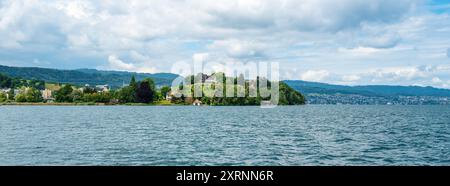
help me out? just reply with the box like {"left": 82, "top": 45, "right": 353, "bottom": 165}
{"left": 160, "top": 86, "right": 171, "bottom": 98}
{"left": 14, "top": 87, "right": 42, "bottom": 102}
{"left": 130, "top": 75, "right": 137, "bottom": 88}
{"left": 25, "top": 87, "right": 43, "bottom": 102}
{"left": 71, "top": 89, "right": 84, "bottom": 102}
{"left": 0, "top": 73, "right": 13, "bottom": 88}
{"left": 279, "top": 82, "right": 305, "bottom": 105}
{"left": 117, "top": 75, "right": 139, "bottom": 103}
{"left": 96, "top": 92, "right": 112, "bottom": 103}
{"left": 82, "top": 92, "right": 112, "bottom": 103}
{"left": 136, "top": 78, "right": 156, "bottom": 103}
{"left": 0, "top": 92, "right": 7, "bottom": 102}
{"left": 7, "top": 89, "right": 14, "bottom": 100}
{"left": 55, "top": 84, "right": 74, "bottom": 102}
{"left": 15, "top": 93, "right": 27, "bottom": 102}
{"left": 83, "top": 87, "right": 97, "bottom": 94}
{"left": 118, "top": 86, "right": 136, "bottom": 103}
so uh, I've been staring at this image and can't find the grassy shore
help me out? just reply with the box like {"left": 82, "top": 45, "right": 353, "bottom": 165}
{"left": 0, "top": 100, "right": 180, "bottom": 106}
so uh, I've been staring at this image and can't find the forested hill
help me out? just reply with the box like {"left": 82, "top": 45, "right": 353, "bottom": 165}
{"left": 0, "top": 73, "right": 45, "bottom": 90}
{"left": 0, "top": 65, "right": 179, "bottom": 88}
{"left": 284, "top": 80, "right": 450, "bottom": 97}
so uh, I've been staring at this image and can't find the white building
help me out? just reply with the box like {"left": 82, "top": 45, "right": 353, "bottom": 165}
{"left": 95, "top": 84, "right": 110, "bottom": 92}
{"left": 0, "top": 88, "right": 11, "bottom": 100}
{"left": 204, "top": 76, "right": 218, "bottom": 84}
{"left": 41, "top": 89, "right": 53, "bottom": 100}
{"left": 0, "top": 88, "right": 11, "bottom": 93}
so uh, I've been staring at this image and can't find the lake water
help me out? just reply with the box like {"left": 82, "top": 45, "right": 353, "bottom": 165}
{"left": 0, "top": 105, "right": 449, "bottom": 165}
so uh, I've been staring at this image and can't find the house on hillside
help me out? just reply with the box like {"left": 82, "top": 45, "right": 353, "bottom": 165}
{"left": 199, "top": 74, "right": 219, "bottom": 84}
{"left": 95, "top": 84, "right": 110, "bottom": 92}
{"left": 165, "top": 91, "right": 173, "bottom": 101}
{"left": 204, "top": 76, "right": 218, "bottom": 84}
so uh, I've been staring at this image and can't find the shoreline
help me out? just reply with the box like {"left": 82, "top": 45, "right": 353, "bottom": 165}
{"left": 0, "top": 102, "right": 179, "bottom": 106}
{"left": 0, "top": 102, "right": 307, "bottom": 106}
{"left": 0, "top": 102, "right": 446, "bottom": 106}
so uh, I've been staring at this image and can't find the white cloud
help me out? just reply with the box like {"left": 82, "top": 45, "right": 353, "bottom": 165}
{"left": 318, "top": 65, "right": 450, "bottom": 88}
{"left": 67, "top": 34, "right": 92, "bottom": 49}
{"left": 360, "top": 32, "right": 401, "bottom": 49}
{"left": 193, "top": 53, "right": 210, "bottom": 63}
{"left": 1, "top": 0, "right": 450, "bottom": 88}
{"left": 204, "top": 0, "right": 419, "bottom": 32}
{"left": 107, "top": 55, "right": 157, "bottom": 73}
{"left": 370, "top": 66, "right": 428, "bottom": 81}
{"left": 208, "top": 39, "right": 266, "bottom": 58}
{"left": 107, "top": 55, "right": 135, "bottom": 71}
{"left": 432, "top": 77, "right": 443, "bottom": 83}
{"left": 338, "top": 47, "right": 382, "bottom": 56}
{"left": 430, "top": 77, "right": 450, "bottom": 88}
{"left": 342, "top": 75, "right": 361, "bottom": 82}
{"left": 0, "top": 0, "right": 420, "bottom": 51}
{"left": 300, "top": 70, "right": 330, "bottom": 82}
{"left": 55, "top": 1, "right": 93, "bottom": 19}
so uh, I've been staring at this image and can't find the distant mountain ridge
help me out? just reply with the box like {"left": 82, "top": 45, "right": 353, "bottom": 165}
{"left": 284, "top": 80, "right": 450, "bottom": 97}
{"left": 0, "top": 65, "right": 179, "bottom": 88}
{"left": 2, "top": 64, "right": 450, "bottom": 98}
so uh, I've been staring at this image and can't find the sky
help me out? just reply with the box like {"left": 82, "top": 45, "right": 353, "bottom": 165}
{"left": 1, "top": 0, "right": 450, "bottom": 88}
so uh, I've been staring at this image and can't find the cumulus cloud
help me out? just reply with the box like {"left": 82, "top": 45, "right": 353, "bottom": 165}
{"left": 338, "top": 47, "right": 381, "bottom": 56}
{"left": 370, "top": 66, "right": 428, "bottom": 81}
{"left": 107, "top": 55, "right": 157, "bottom": 73}
{"left": 1, "top": 0, "right": 450, "bottom": 88}
{"left": 107, "top": 55, "right": 136, "bottom": 71}
{"left": 55, "top": 1, "right": 93, "bottom": 19}
{"left": 300, "top": 70, "right": 330, "bottom": 82}
{"left": 205, "top": 0, "right": 419, "bottom": 32}
{"left": 432, "top": 77, "right": 443, "bottom": 83}
{"left": 208, "top": 39, "right": 266, "bottom": 59}
{"left": 342, "top": 75, "right": 361, "bottom": 82}
{"left": 430, "top": 77, "right": 450, "bottom": 88}
{"left": 0, "top": 0, "right": 419, "bottom": 51}
{"left": 322, "top": 65, "right": 450, "bottom": 88}
{"left": 360, "top": 33, "right": 402, "bottom": 49}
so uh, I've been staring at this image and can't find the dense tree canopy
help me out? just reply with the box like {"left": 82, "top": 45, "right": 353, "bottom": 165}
{"left": 0, "top": 73, "right": 12, "bottom": 88}
{"left": 160, "top": 86, "right": 171, "bottom": 98}
{"left": 118, "top": 86, "right": 136, "bottom": 103}
{"left": 171, "top": 73, "right": 306, "bottom": 106}
{"left": 55, "top": 84, "right": 74, "bottom": 102}
{"left": 1, "top": 72, "right": 306, "bottom": 105}
{"left": 0, "top": 73, "right": 44, "bottom": 90}
{"left": 14, "top": 87, "right": 43, "bottom": 103}
{"left": 82, "top": 92, "right": 112, "bottom": 103}
{"left": 0, "top": 92, "right": 7, "bottom": 102}
{"left": 136, "top": 78, "right": 156, "bottom": 103}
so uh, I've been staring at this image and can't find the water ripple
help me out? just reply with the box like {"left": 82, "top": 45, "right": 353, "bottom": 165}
{"left": 0, "top": 105, "right": 449, "bottom": 165}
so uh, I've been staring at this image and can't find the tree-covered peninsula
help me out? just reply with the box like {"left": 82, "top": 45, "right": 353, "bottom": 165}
{"left": 169, "top": 73, "right": 306, "bottom": 106}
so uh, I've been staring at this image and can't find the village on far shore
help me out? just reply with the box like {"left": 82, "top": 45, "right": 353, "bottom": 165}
{"left": 0, "top": 83, "right": 109, "bottom": 102}
{"left": 0, "top": 81, "right": 193, "bottom": 106}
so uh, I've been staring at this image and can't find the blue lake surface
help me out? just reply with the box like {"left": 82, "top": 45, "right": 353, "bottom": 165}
{"left": 0, "top": 105, "right": 449, "bottom": 165}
